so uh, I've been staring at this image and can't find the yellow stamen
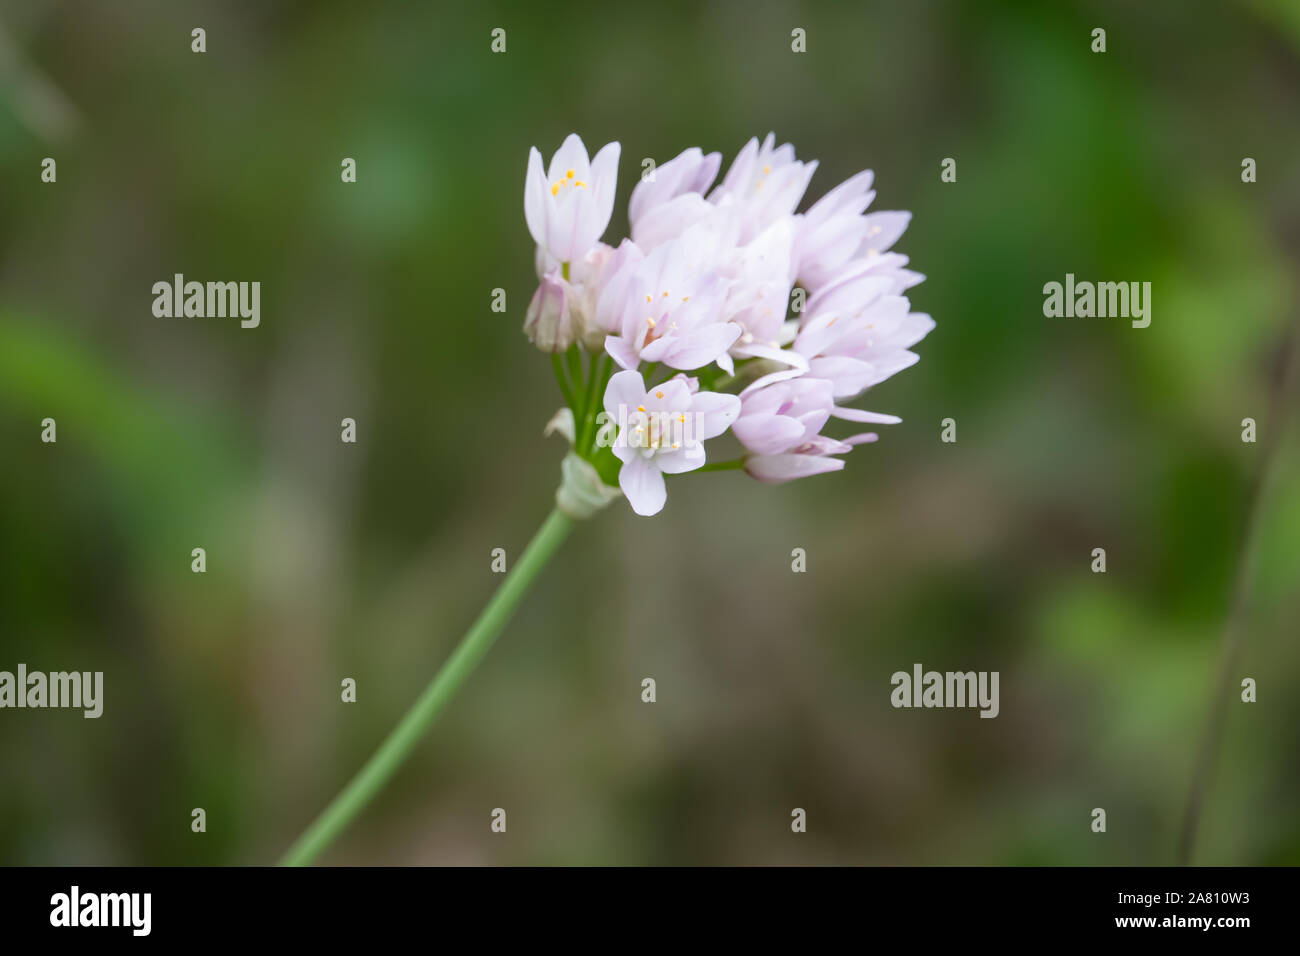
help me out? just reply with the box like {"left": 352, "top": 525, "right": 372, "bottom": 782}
{"left": 655, "top": 390, "right": 664, "bottom": 399}
{"left": 566, "top": 169, "right": 575, "bottom": 179}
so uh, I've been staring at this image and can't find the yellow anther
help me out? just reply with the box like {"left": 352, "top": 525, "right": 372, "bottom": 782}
{"left": 574, "top": 181, "right": 586, "bottom": 188}
{"left": 646, "top": 317, "right": 656, "bottom": 327}
{"left": 566, "top": 169, "right": 575, "bottom": 179}
{"left": 551, "top": 183, "right": 560, "bottom": 196}
{"left": 637, "top": 405, "right": 646, "bottom": 413}
{"left": 655, "top": 390, "right": 664, "bottom": 399}
{"left": 763, "top": 164, "right": 772, "bottom": 174}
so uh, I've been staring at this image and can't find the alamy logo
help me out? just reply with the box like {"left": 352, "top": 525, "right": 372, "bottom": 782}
{"left": 0, "top": 664, "right": 102, "bottom": 718}
{"left": 1042, "top": 273, "right": 1150, "bottom": 328}
{"left": 891, "top": 663, "right": 999, "bottom": 718}
{"left": 596, "top": 405, "right": 707, "bottom": 451}
{"left": 50, "top": 886, "right": 151, "bottom": 936}
{"left": 152, "top": 274, "right": 260, "bottom": 328}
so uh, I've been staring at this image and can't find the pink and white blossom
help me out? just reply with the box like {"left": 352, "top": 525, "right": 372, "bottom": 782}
{"left": 733, "top": 376, "right": 899, "bottom": 482}
{"left": 525, "top": 134, "right": 622, "bottom": 265}
{"left": 603, "top": 370, "right": 740, "bottom": 515}
{"left": 709, "top": 133, "right": 818, "bottom": 244}
{"left": 597, "top": 227, "right": 741, "bottom": 372}
{"left": 628, "top": 147, "right": 722, "bottom": 249}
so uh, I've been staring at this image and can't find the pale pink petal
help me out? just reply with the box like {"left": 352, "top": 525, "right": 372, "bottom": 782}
{"left": 831, "top": 406, "right": 902, "bottom": 425}
{"left": 656, "top": 444, "right": 706, "bottom": 474}
{"left": 589, "top": 141, "right": 621, "bottom": 240}
{"left": 859, "top": 211, "right": 911, "bottom": 255}
{"left": 603, "top": 369, "right": 647, "bottom": 417}
{"left": 645, "top": 322, "right": 742, "bottom": 370}
{"left": 733, "top": 414, "right": 805, "bottom": 455}
{"left": 744, "top": 453, "right": 845, "bottom": 484}
{"left": 604, "top": 335, "right": 642, "bottom": 370}
{"left": 632, "top": 193, "right": 714, "bottom": 249}
{"left": 547, "top": 133, "right": 590, "bottom": 183}
{"left": 619, "top": 454, "right": 667, "bottom": 515}
{"left": 688, "top": 391, "right": 741, "bottom": 440}
{"left": 524, "top": 147, "right": 548, "bottom": 248}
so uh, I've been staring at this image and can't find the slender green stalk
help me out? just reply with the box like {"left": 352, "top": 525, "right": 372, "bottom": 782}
{"left": 578, "top": 352, "right": 609, "bottom": 453}
{"left": 552, "top": 353, "right": 575, "bottom": 409}
{"left": 564, "top": 345, "right": 583, "bottom": 397}
{"left": 280, "top": 507, "right": 575, "bottom": 866}
{"left": 1177, "top": 312, "right": 1299, "bottom": 865}
{"left": 695, "top": 458, "right": 744, "bottom": 473}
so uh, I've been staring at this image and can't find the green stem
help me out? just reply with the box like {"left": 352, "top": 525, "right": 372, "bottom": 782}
{"left": 695, "top": 458, "right": 744, "bottom": 473}
{"left": 564, "top": 346, "right": 583, "bottom": 401}
{"left": 577, "top": 352, "right": 608, "bottom": 453}
{"left": 279, "top": 507, "right": 575, "bottom": 866}
{"left": 552, "top": 353, "right": 575, "bottom": 409}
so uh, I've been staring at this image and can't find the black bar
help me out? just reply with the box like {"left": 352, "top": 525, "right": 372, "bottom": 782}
{"left": 0, "top": 866, "right": 1282, "bottom": 941}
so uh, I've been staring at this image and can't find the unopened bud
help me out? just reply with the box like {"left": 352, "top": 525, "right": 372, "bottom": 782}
{"left": 524, "top": 270, "right": 577, "bottom": 352}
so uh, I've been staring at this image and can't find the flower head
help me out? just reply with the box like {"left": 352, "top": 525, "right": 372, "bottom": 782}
{"left": 523, "top": 132, "right": 934, "bottom": 517}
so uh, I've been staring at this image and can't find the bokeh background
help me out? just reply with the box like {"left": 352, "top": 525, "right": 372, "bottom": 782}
{"left": 1, "top": 0, "right": 1297, "bottom": 865}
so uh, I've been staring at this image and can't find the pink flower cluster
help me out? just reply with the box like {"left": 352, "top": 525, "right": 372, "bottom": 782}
{"left": 524, "top": 133, "right": 934, "bottom": 515}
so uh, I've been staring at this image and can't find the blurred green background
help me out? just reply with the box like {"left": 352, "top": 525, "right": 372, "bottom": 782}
{"left": 1, "top": 0, "right": 1297, "bottom": 865}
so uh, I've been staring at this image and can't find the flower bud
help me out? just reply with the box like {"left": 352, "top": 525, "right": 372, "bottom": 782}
{"left": 524, "top": 270, "right": 577, "bottom": 352}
